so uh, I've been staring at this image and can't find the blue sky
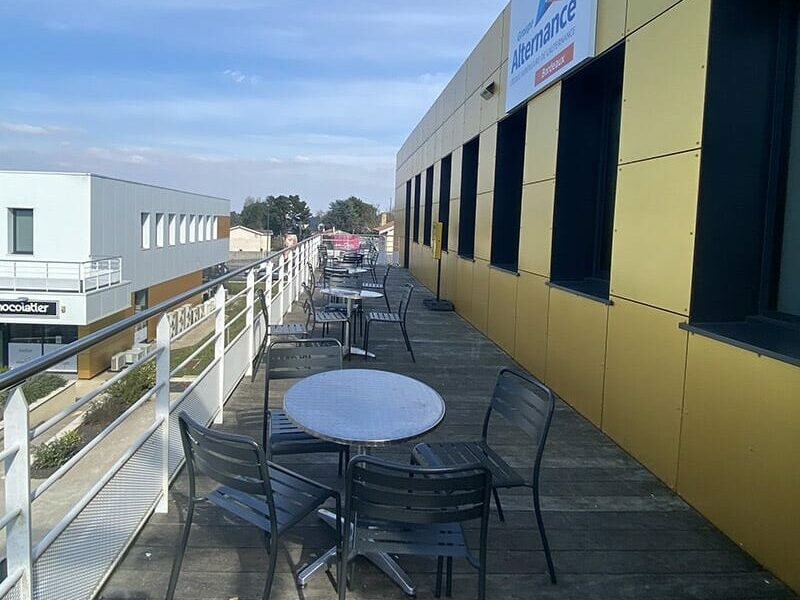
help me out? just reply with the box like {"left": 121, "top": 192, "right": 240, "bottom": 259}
{"left": 0, "top": 0, "right": 507, "bottom": 212}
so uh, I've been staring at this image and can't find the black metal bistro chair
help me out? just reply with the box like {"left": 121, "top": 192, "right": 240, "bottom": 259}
{"left": 250, "top": 287, "right": 311, "bottom": 380}
{"left": 167, "top": 413, "right": 341, "bottom": 600}
{"left": 363, "top": 283, "right": 415, "bottom": 362}
{"left": 263, "top": 338, "right": 351, "bottom": 474}
{"left": 362, "top": 263, "right": 392, "bottom": 312}
{"left": 412, "top": 368, "right": 557, "bottom": 584}
{"left": 339, "top": 456, "right": 492, "bottom": 600}
{"left": 302, "top": 283, "right": 349, "bottom": 345}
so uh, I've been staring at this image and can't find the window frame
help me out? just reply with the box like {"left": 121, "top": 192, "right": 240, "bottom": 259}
{"left": 413, "top": 174, "right": 421, "bottom": 243}
{"left": 9, "top": 208, "right": 33, "bottom": 255}
{"left": 141, "top": 213, "right": 151, "bottom": 250}
{"left": 423, "top": 165, "right": 434, "bottom": 246}
{"left": 458, "top": 136, "right": 480, "bottom": 260}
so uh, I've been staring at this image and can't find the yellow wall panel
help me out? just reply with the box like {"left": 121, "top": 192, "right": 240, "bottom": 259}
{"left": 455, "top": 257, "right": 474, "bottom": 321}
{"left": 450, "top": 147, "right": 463, "bottom": 199}
{"left": 518, "top": 180, "right": 555, "bottom": 278}
{"left": 603, "top": 298, "right": 688, "bottom": 487}
{"left": 480, "top": 68, "right": 502, "bottom": 131}
{"left": 487, "top": 268, "right": 518, "bottom": 355}
{"left": 471, "top": 258, "right": 490, "bottom": 333}
{"left": 441, "top": 251, "right": 457, "bottom": 301}
{"left": 464, "top": 91, "right": 482, "bottom": 142}
{"left": 546, "top": 288, "right": 609, "bottom": 426}
{"left": 619, "top": 0, "right": 709, "bottom": 163}
{"left": 523, "top": 84, "right": 561, "bottom": 185}
{"left": 678, "top": 335, "right": 800, "bottom": 593}
{"left": 448, "top": 198, "right": 460, "bottom": 253}
{"left": 514, "top": 272, "right": 549, "bottom": 381}
{"left": 611, "top": 151, "right": 699, "bottom": 315}
{"left": 474, "top": 191, "right": 493, "bottom": 261}
{"left": 477, "top": 125, "right": 497, "bottom": 194}
{"left": 626, "top": 0, "right": 681, "bottom": 34}
{"left": 596, "top": 0, "right": 627, "bottom": 55}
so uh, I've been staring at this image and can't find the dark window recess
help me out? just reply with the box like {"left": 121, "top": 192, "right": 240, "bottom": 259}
{"left": 458, "top": 137, "right": 480, "bottom": 259}
{"left": 491, "top": 106, "right": 527, "bottom": 272}
{"left": 403, "top": 180, "right": 412, "bottom": 267}
{"left": 413, "top": 174, "right": 421, "bottom": 243}
{"left": 423, "top": 166, "right": 434, "bottom": 246}
{"left": 439, "top": 154, "right": 453, "bottom": 251}
{"left": 550, "top": 44, "right": 624, "bottom": 301}
{"left": 687, "top": 0, "right": 800, "bottom": 365}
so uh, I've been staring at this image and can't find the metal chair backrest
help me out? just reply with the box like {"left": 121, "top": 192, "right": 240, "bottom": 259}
{"left": 306, "top": 261, "right": 316, "bottom": 290}
{"left": 481, "top": 369, "right": 555, "bottom": 476}
{"left": 381, "top": 263, "right": 393, "bottom": 287}
{"left": 178, "top": 411, "right": 274, "bottom": 503}
{"left": 266, "top": 338, "right": 342, "bottom": 383}
{"left": 257, "top": 287, "right": 269, "bottom": 323}
{"left": 346, "top": 456, "right": 492, "bottom": 526}
{"left": 397, "top": 283, "right": 414, "bottom": 322}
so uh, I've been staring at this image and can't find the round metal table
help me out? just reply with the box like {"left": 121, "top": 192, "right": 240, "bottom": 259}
{"left": 285, "top": 369, "right": 445, "bottom": 595}
{"left": 319, "top": 287, "right": 383, "bottom": 358}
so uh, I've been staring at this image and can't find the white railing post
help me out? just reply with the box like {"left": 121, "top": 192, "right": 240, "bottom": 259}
{"left": 245, "top": 268, "right": 255, "bottom": 379}
{"left": 155, "top": 315, "right": 171, "bottom": 514}
{"left": 264, "top": 263, "right": 273, "bottom": 348}
{"left": 5, "top": 386, "right": 33, "bottom": 600}
{"left": 278, "top": 252, "right": 286, "bottom": 323}
{"left": 214, "top": 285, "right": 226, "bottom": 424}
{"left": 292, "top": 246, "right": 299, "bottom": 302}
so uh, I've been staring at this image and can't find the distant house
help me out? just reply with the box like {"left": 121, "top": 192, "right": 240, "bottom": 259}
{"left": 229, "top": 225, "right": 272, "bottom": 253}
{"left": 374, "top": 220, "right": 395, "bottom": 255}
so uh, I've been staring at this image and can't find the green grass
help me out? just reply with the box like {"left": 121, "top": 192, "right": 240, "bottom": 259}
{"left": 0, "top": 371, "right": 68, "bottom": 406}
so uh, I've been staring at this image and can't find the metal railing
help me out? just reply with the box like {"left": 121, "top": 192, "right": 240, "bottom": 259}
{"left": 0, "top": 258, "right": 123, "bottom": 293}
{"left": 320, "top": 231, "right": 396, "bottom": 265}
{"left": 0, "top": 235, "right": 321, "bottom": 600}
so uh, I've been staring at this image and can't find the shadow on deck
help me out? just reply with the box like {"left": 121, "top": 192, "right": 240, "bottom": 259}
{"left": 100, "top": 268, "right": 796, "bottom": 600}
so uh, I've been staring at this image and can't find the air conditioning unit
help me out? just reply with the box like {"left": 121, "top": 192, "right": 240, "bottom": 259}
{"left": 125, "top": 346, "right": 147, "bottom": 364}
{"left": 110, "top": 352, "right": 127, "bottom": 372}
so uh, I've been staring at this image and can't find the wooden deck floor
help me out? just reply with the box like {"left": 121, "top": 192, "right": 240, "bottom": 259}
{"left": 101, "top": 268, "right": 797, "bottom": 600}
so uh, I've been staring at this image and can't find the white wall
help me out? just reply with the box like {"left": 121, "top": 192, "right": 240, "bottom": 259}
{"left": 229, "top": 227, "right": 271, "bottom": 252}
{"left": 0, "top": 172, "right": 92, "bottom": 261}
{"left": 89, "top": 175, "right": 229, "bottom": 293}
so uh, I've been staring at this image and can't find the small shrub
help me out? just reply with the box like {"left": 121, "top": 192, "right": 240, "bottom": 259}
{"left": 0, "top": 372, "right": 68, "bottom": 406}
{"left": 32, "top": 431, "right": 83, "bottom": 469}
{"left": 83, "top": 361, "right": 156, "bottom": 427}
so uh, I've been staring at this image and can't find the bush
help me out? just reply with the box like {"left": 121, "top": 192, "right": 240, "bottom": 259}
{"left": 32, "top": 430, "right": 83, "bottom": 469}
{"left": 83, "top": 361, "right": 156, "bottom": 427}
{"left": 0, "top": 372, "right": 68, "bottom": 406}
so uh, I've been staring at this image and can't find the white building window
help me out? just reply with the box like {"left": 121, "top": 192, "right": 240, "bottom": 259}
{"left": 206, "top": 215, "right": 213, "bottom": 240}
{"left": 141, "top": 213, "right": 151, "bottom": 249}
{"left": 198, "top": 215, "right": 205, "bottom": 242}
{"left": 212, "top": 216, "right": 218, "bottom": 240}
{"left": 9, "top": 208, "right": 33, "bottom": 255}
{"left": 189, "top": 215, "right": 196, "bottom": 242}
{"left": 155, "top": 213, "right": 164, "bottom": 248}
{"left": 179, "top": 214, "right": 187, "bottom": 244}
{"left": 168, "top": 213, "right": 176, "bottom": 246}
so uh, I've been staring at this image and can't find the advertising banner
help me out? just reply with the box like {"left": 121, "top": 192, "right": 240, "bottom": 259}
{"left": 506, "top": 0, "right": 598, "bottom": 112}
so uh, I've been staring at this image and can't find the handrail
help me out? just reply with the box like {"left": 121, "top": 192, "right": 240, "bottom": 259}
{"left": 0, "top": 235, "right": 319, "bottom": 392}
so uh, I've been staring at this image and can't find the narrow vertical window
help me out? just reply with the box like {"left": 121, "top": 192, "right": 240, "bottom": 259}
{"left": 9, "top": 208, "right": 33, "bottom": 254}
{"left": 168, "top": 214, "right": 177, "bottom": 246}
{"left": 423, "top": 166, "right": 434, "bottom": 246}
{"left": 189, "top": 215, "right": 196, "bottom": 242}
{"left": 141, "top": 213, "right": 151, "bottom": 250}
{"left": 458, "top": 137, "right": 480, "bottom": 259}
{"left": 413, "top": 174, "right": 421, "bottom": 243}
{"left": 439, "top": 154, "right": 452, "bottom": 251}
{"left": 179, "top": 214, "right": 187, "bottom": 244}
{"left": 155, "top": 213, "right": 165, "bottom": 248}
{"left": 212, "top": 216, "right": 219, "bottom": 239}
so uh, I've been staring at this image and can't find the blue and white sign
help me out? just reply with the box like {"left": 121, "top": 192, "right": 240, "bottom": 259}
{"left": 506, "top": 0, "right": 598, "bottom": 112}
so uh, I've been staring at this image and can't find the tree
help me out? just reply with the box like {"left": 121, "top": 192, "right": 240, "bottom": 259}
{"left": 237, "top": 195, "right": 312, "bottom": 237}
{"left": 322, "top": 197, "right": 380, "bottom": 233}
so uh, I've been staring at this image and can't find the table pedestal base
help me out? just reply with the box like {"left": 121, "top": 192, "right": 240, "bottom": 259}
{"left": 297, "top": 508, "right": 416, "bottom": 596}
{"left": 346, "top": 346, "right": 376, "bottom": 359}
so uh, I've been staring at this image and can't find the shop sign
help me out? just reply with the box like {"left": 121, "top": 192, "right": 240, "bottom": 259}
{"left": 0, "top": 300, "right": 59, "bottom": 317}
{"left": 506, "top": 0, "right": 598, "bottom": 112}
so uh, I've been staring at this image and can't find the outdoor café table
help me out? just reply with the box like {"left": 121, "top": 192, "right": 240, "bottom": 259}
{"left": 286, "top": 369, "right": 446, "bottom": 595}
{"left": 319, "top": 286, "right": 383, "bottom": 358}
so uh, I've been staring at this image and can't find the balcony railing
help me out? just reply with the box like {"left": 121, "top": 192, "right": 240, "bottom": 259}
{"left": 0, "top": 258, "right": 124, "bottom": 294}
{"left": 320, "top": 230, "right": 396, "bottom": 265}
{"left": 0, "top": 235, "right": 321, "bottom": 600}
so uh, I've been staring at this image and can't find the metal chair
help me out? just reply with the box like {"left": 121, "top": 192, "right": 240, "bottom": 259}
{"left": 363, "top": 283, "right": 415, "bottom": 362}
{"left": 339, "top": 456, "right": 492, "bottom": 600}
{"left": 167, "top": 412, "right": 341, "bottom": 600}
{"left": 250, "top": 288, "right": 310, "bottom": 379}
{"left": 264, "top": 338, "right": 350, "bottom": 474}
{"left": 302, "top": 282, "right": 349, "bottom": 345}
{"left": 412, "top": 368, "right": 557, "bottom": 584}
{"left": 362, "top": 264, "right": 392, "bottom": 312}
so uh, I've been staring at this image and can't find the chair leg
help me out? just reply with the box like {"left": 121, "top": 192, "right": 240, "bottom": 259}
{"left": 533, "top": 488, "right": 557, "bottom": 584}
{"left": 400, "top": 324, "right": 415, "bottom": 363}
{"left": 383, "top": 292, "right": 391, "bottom": 312}
{"left": 363, "top": 321, "right": 371, "bottom": 361}
{"left": 435, "top": 557, "right": 444, "bottom": 598}
{"left": 341, "top": 322, "right": 346, "bottom": 347}
{"left": 446, "top": 556, "right": 453, "bottom": 597}
{"left": 166, "top": 498, "right": 195, "bottom": 600}
{"left": 262, "top": 533, "right": 278, "bottom": 600}
{"left": 338, "top": 450, "right": 344, "bottom": 476}
{"left": 493, "top": 488, "right": 506, "bottom": 522}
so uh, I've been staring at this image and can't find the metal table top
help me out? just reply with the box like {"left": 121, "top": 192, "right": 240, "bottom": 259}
{"left": 284, "top": 369, "right": 445, "bottom": 446}
{"left": 320, "top": 287, "right": 382, "bottom": 300}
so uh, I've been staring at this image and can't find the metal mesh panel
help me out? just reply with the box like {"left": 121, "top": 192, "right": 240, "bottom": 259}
{"left": 169, "top": 365, "right": 220, "bottom": 474}
{"left": 32, "top": 429, "right": 161, "bottom": 600}
{"left": 2, "top": 577, "right": 25, "bottom": 600}
{"left": 223, "top": 332, "right": 248, "bottom": 399}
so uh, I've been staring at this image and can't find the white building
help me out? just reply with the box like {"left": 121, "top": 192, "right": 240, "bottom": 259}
{"left": 0, "top": 171, "right": 230, "bottom": 377}
{"left": 229, "top": 225, "right": 272, "bottom": 253}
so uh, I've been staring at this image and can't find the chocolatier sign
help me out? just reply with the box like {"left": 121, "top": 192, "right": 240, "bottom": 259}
{"left": 0, "top": 300, "right": 59, "bottom": 317}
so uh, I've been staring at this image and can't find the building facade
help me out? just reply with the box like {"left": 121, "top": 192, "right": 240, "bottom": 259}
{"left": 0, "top": 171, "right": 230, "bottom": 378}
{"left": 395, "top": 0, "right": 799, "bottom": 593}
{"left": 229, "top": 225, "right": 272, "bottom": 254}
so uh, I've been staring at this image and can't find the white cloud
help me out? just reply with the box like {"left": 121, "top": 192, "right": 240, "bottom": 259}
{"left": 0, "top": 121, "right": 67, "bottom": 135}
